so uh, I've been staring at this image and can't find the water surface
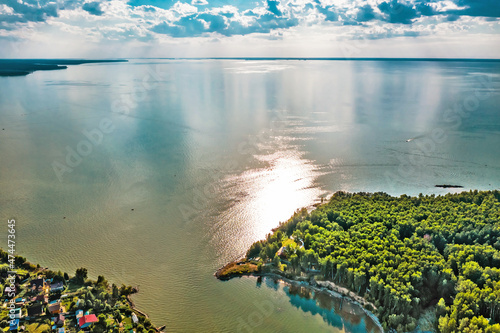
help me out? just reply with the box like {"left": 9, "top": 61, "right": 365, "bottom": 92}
{"left": 0, "top": 59, "right": 499, "bottom": 332}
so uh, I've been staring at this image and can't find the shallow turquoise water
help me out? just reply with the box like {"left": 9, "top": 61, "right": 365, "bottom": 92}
{"left": 0, "top": 59, "right": 499, "bottom": 332}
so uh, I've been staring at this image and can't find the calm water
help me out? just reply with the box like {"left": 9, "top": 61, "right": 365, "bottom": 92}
{"left": 1, "top": 59, "right": 499, "bottom": 332}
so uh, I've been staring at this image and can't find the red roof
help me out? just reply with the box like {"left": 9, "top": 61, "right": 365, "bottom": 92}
{"left": 78, "top": 314, "right": 98, "bottom": 327}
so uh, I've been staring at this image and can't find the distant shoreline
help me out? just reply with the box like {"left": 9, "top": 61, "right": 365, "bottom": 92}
{"left": 0, "top": 59, "right": 128, "bottom": 77}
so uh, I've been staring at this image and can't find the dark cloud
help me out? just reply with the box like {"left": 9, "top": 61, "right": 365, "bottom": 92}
{"left": 2, "top": 0, "right": 58, "bottom": 22}
{"left": 356, "top": 4, "right": 376, "bottom": 22}
{"left": 315, "top": 4, "right": 338, "bottom": 22}
{"left": 415, "top": 2, "right": 435, "bottom": 16}
{"left": 378, "top": 1, "right": 418, "bottom": 24}
{"left": 446, "top": 14, "right": 460, "bottom": 21}
{"left": 82, "top": 2, "right": 104, "bottom": 16}
{"left": 0, "top": 13, "right": 27, "bottom": 24}
{"left": 198, "top": 13, "right": 227, "bottom": 32}
{"left": 449, "top": 0, "right": 500, "bottom": 18}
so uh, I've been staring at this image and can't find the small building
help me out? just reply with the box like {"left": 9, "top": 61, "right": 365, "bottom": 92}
{"left": 32, "top": 293, "right": 49, "bottom": 304}
{"left": 79, "top": 314, "right": 98, "bottom": 329}
{"left": 58, "top": 328, "right": 65, "bottom": 333}
{"left": 276, "top": 246, "right": 287, "bottom": 258}
{"left": 50, "top": 282, "right": 64, "bottom": 293}
{"left": 131, "top": 313, "right": 138, "bottom": 324}
{"left": 48, "top": 301, "right": 62, "bottom": 314}
{"left": 14, "top": 298, "right": 25, "bottom": 306}
{"left": 27, "top": 303, "right": 43, "bottom": 318}
{"left": 55, "top": 313, "right": 65, "bottom": 326}
{"left": 76, "top": 309, "right": 83, "bottom": 319}
{"left": 30, "top": 278, "right": 46, "bottom": 291}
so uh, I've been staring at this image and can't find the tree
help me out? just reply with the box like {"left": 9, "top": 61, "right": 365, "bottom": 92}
{"left": 75, "top": 267, "right": 88, "bottom": 284}
{"left": 96, "top": 275, "right": 108, "bottom": 289}
{"left": 112, "top": 283, "right": 119, "bottom": 298}
{"left": 273, "top": 255, "right": 281, "bottom": 269}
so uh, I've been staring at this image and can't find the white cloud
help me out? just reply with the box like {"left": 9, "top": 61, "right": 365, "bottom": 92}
{"left": 0, "top": 0, "right": 499, "bottom": 58}
{"left": 172, "top": 2, "right": 198, "bottom": 15}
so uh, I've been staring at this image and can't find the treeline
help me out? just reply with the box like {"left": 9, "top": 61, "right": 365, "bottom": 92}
{"left": 246, "top": 191, "right": 500, "bottom": 332}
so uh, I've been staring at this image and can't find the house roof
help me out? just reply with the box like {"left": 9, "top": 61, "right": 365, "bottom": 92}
{"left": 277, "top": 246, "right": 287, "bottom": 256}
{"left": 50, "top": 282, "right": 64, "bottom": 290}
{"left": 79, "top": 314, "right": 98, "bottom": 327}
{"left": 48, "top": 302, "right": 61, "bottom": 312}
{"left": 27, "top": 304, "right": 43, "bottom": 317}
{"left": 31, "top": 278, "right": 44, "bottom": 288}
{"left": 56, "top": 314, "right": 65, "bottom": 325}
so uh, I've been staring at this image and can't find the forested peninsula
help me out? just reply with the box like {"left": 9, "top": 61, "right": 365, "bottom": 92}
{"left": 0, "top": 59, "right": 127, "bottom": 76}
{"left": 217, "top": 191, "right": 500, "bottom": 333}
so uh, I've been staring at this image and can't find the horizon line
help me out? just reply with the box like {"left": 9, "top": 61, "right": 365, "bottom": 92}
{"left": 1, "top": 57, "right": 500, "bottom": 62}
{"left": 132, "top": 57, "right": 500, "bottom": 62}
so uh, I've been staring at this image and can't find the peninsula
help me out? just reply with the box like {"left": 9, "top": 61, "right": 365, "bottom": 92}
{"left": 217, "top": 191, "right": 500, "bottom": 333}
{"left": 0, "top": 249, "right": 162, "bottom": 332}
{"left": 0, "top": 59, "right": 127, "bottom": 77}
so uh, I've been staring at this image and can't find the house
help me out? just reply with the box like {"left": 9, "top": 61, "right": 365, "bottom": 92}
{"left": 276, "top": 246, "right": 287, "bottom": 258}
{"left": 27, "top": 303, "right": 43, "bottom": 318}
{"left": 58, "top": 328, "right": 65, "bottom": 333}
{"left": 31, "top": 293, "right": 48, "bottom": 304}
{"left": 131, "top": 313, "right": 138, "bottom": 324}
{"left": 14, "top": 298, "right": 25, "bottom": 306}
{"left": 30, "top": 278, "right": 46, "bottom": 291}
{"left": 79, "top": 314, "right": 98, "bottom": 329}
{"left": 55, "top": 313, "right": 65, "bottom": 326}
{"left": 48, "top": 301, "right": 62, "bottom": 314}
{"left": 50, "top": 282, "right": 64, "bottom": 293}
{"left": 76, "top": 310, "right": 83, "bottom": 321}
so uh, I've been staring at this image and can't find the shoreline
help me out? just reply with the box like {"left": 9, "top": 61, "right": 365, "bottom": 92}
{"left": 126, "top": 293, "right": 166, "bottom": 332}
{"left": 0, "top": 249, "right": 163, "bottom": 333}
{"left": 215, "top": 260, "right": 384, "bottom": 333}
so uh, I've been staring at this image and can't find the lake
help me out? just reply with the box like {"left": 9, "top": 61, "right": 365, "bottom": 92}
{"left": 0, "top": 59, "right": 499, "bottom": 332}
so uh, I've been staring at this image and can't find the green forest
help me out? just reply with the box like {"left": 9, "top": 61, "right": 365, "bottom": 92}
{"left": 246, "top": 191, "right": 500, "bottom": 333}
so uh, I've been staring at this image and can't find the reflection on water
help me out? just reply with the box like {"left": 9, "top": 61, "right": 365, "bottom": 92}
{"left": 253, "top": 277, "right": 381, "bottom": 333}
{"left": 0, "top": 59, "right": 499, "bottom": 332}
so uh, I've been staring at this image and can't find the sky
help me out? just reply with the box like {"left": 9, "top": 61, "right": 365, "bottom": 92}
{"left": 0, "top": 0, "right": 500, "bottom": 58}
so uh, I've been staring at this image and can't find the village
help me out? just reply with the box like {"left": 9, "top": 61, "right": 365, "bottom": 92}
{"left": 0, "top": 252, "right": 158, "bottom": 333}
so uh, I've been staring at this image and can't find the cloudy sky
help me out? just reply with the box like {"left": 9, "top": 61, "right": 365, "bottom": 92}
{"left": 1, "top": 0, "right": 499, "bottom": 58}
